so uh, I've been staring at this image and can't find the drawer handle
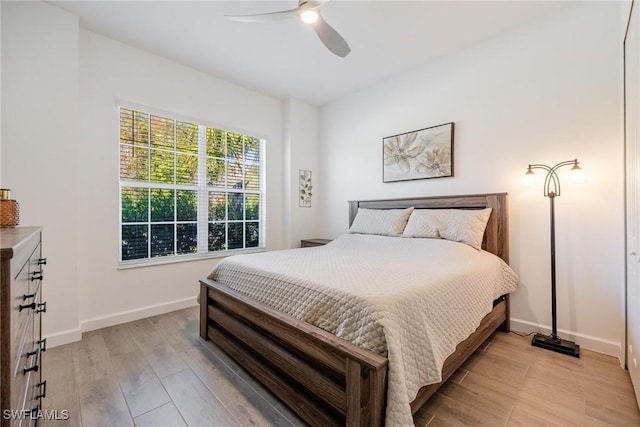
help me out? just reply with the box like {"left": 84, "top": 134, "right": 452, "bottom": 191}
{"left": 20, "top": 290, "right": 39, "bottom": 311}
{"left": 19, "top": 301, "right": 36, "bottom": 311}
{"left": 37, "top": 258, "right": 47, "bottom": 265}
{"left": 31, "top": 272, "right": 43, "bottom": 281}
{"left": 36, "top": 301, "right": 47, "bottom": 314}
{"left": 31, "top": 404, "right": 41, "bottom": 427}
{"left": 22, "top": 292, "right": 36, "bottom": 301}
{"left": 38, "top": 338, "right": 47, "bottom": 352}
{"left": 35, "top": 380, "right": 47, "bottom": 399}
{"left": 31, "top": 404, "right": 40, "bottom": 416}
{"left": 23, "top": 347, "right": 40, "bottom": 375}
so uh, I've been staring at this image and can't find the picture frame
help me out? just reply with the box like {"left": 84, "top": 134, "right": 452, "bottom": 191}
{"left": 383, "top": 122, "right": 454, "bottom": 183}
{"left": 299, "top": 169, "right": 312, "bottom": 207}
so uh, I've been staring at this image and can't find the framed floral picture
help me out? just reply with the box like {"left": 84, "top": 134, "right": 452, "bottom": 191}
{"left": 383, "top": 122, "right": 454, "bottom": 183}
{"left": 299, "top": 170, "right": 312, "bottom": 207}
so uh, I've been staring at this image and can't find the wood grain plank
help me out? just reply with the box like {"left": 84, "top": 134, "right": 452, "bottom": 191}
{"left": 182, "top": 343, "right": 295, "bottom": 427}
{"left": 100, "top": 323, "right": 138, "bottom": 357}
{"left": 585, "top": 400, "right": 640, "bottom": 427}
{"left": 461, "top": 370, "right": 585, "bottom": 416}
{"left": 345, "top": 359, "right": 361, "bottom": 425}
{"left": 507, "top": 406, "right": 563, "bottom": 427}
{"left": 125, "top": 318, "right": 164, "bottom": 347}
{"left": 436, "top": 380, "right": 512, "bottom": 424}
{"left": 462, "top": 351, "right": 528, "bottom": 383}
{"left": 426, "top": 415, "right": 457, "bottom": 427}
{"left": 140, "top": 340, "right": 188, "bottom": 379}
{"left": 133, "top": 402, "right": 186, "bottom": 427}
{"left": 412, "top": 409, "right": 434, "bottom": 427}
{"left": 168, "top": 306, "right": 199, "bottom": 329}
{"left": 111, "top": 351, "right": 171, "bottom": 417}
{"left": 585, "top": 384, "right": 640, "bottom": 415}
{"left": 71, "top": 334, "right": 115, "bottom": 388}
{"left": 421, "top": 392, "right": 505, "bottom": 427}
{"left": 78, "top": 376, "right": 133, "bottom": 427}
{"left": 40, "top": 345, "right": 82, "bottom": 427}
{"left": 146, "top": 314, "right": 199, "bottom": 356}
{"left": 447, "top": 368, "right": 468, "bottom": 385}
{"left": 161, "top": 368, "right": 239, "bottom": 426}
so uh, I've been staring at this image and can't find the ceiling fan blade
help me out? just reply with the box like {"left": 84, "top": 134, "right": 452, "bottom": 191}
{"left": 225, "top": 8, "right": 299, "bottom": 23}
{"left": 312, "top": 15, "right": 351, "bottom": 57}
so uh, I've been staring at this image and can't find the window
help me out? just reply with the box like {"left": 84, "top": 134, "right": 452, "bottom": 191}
{"left": 119, "top": 107, "right": 265, "bottom": 266}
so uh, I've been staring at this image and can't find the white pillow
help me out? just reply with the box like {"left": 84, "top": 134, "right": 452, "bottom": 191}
{"left": 348, "top": 207, "right": 414, "bottom": 237}
{"left": 431, "top": 208, "right": 492, "bottom": 250}
{"left": 402, "top": 210, "right": 441, "bottom": 239}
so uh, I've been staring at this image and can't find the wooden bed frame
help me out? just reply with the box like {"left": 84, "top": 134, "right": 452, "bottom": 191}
{"left": 200, "top": 193, "right": 510, "bottom": 426}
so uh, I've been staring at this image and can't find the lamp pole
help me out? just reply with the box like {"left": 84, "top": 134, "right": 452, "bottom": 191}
{"left": 549, "top": 190, "right": 558, "bottom": 342}
{"left": 525, "top": 159, "right": 582, "bottom": 357}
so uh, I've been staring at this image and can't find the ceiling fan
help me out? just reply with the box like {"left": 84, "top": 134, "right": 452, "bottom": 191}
{"left": 225, "top": 0, "right": 351, "bottom": 58}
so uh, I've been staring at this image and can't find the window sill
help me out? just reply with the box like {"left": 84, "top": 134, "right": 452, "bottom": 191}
{"left": 118, "top": 247, "right": 266, "bottom": 270}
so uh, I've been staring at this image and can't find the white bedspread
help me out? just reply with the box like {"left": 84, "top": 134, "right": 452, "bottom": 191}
{"left": 208, "top": 234, "right": 518, "bottom": 426}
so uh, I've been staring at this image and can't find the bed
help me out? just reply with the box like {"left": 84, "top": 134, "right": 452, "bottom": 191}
{"left": 199, "top": 193, "right": 516, "bottom": 426}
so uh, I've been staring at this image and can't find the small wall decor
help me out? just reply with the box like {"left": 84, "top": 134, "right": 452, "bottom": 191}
{"left": 383, "top": 122, "right": 454, "bottom": 183}
{"left": 299, "top": 170, "right": 312, "bottom": 207}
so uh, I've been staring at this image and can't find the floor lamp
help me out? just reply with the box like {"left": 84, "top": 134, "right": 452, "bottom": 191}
{"left": 524, "top": 159, "right": 583, "bottom": 358}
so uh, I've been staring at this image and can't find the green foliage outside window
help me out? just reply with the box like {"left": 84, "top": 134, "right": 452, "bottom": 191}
{"left": 119, "top": 107, "right": 263, "bottom": 262}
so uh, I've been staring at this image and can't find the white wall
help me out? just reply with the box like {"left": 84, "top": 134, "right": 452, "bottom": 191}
{"left": 319, "top": 2, "right": 624, "bottom": 355}
{"left": 2, "top": 0, "right": 288, "bottom": 345}
{"left": 1, "top": 1, "right": 81, "bottom": 342}
{"left": 77, "top": 30, "right": 285, "bottom": 333}
{"left": 283, "top": 98, "right": 321, "bottom": 248}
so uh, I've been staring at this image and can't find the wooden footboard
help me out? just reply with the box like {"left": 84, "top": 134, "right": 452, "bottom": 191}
{"left": 200, "top": 278, "right": 509, "bottom": 426}
{"left": 200, "top": 278, "right": 388, "bottom": 427}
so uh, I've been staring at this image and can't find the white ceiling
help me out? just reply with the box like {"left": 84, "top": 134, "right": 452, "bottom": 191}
{"left": 51, "top": 0, "right": 567, "bottom": 106}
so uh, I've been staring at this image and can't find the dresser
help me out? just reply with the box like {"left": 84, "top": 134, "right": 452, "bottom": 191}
{"left": 1, "top": 227, "right": 46, "bottom": 426}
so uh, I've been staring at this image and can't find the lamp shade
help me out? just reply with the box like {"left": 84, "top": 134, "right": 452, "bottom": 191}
{"left": 570, "top": 163, "right": 585, "bottom": 184}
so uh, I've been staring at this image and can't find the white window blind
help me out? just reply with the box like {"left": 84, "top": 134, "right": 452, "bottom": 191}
{"left": 119, "top": 107, "right": 265, "bottom": 266}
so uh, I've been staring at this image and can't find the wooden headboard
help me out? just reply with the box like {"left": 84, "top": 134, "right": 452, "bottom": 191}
{"left": 348, "top": 193, "right": 509, "bottom": 263}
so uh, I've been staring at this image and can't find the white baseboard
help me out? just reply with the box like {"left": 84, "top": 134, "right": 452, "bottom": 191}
{"left": 510, "top": 317, "right": 622, "bottom": 360}
{"left": 43, "top": 327, "right": 83, "bottom": 348}
{"left": 44, "top": 296, "right": 198, "bottom": 349}
{"left": 81, "top": 296, "right": 199, "bottom": 333}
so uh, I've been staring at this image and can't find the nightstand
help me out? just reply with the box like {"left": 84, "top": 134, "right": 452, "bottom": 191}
{"left": 300, "top": 238, "right": 332, "bottom": 248}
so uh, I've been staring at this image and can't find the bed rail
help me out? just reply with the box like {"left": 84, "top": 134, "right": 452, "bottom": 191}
{"left": 199, "top": 278, "right": 388, "bottom": 427}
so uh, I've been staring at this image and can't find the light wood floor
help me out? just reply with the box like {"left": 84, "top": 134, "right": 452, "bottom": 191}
{"left": 41, "top": 306, "right": 640, "bottom": 426}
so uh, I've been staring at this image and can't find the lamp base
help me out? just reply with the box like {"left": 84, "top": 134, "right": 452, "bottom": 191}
{"left": 531, "top": 333, "right": 580, "bottom": 358}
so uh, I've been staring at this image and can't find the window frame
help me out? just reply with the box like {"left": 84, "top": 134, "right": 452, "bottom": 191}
{"left": 117, "top": 103, "right": 267, "bottom": 269}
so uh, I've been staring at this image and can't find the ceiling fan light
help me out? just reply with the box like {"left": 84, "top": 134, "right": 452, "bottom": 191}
{"left": 301, "top": 10, "right": 319, "bottom": 24}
